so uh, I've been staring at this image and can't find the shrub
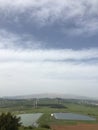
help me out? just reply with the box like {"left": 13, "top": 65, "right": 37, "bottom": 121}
{"left": 0, "top": 112, "right": 21, "bottom": 130}
{"left": 40, "top": 124, "right": 50, "bottom": 129}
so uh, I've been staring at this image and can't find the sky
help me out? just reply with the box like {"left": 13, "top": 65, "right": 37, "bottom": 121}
{"left": 0, "top": 0, "right": 98, "bottom": 97}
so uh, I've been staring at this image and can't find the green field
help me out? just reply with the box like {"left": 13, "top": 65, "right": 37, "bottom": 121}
{"left": 0, "top": 98, "right": 98, "bottom": 130}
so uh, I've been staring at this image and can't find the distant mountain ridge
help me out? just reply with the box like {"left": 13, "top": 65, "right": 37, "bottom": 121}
{"left": 3, "top": 93, "right": 98, "bottom": 100}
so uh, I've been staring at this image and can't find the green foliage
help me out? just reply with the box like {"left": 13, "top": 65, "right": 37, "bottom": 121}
{"left": 38, "top": 103, "right": 67, "bottom": 109}
{"left": 40, "top": 124, "right": 50, "bottom": 129}
{"left": 0, "top": 112, "right": 21, "bottom": 130}
{"left": 19, "top": 126, "right": 48, "bottom": 130}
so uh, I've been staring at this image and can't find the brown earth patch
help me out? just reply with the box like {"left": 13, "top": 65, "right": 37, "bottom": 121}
{"left": 51, "top": 124, "right": 98, "bottom": 130}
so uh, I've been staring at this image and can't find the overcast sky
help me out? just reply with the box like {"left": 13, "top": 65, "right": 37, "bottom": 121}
{"left": 0, "top": 0, "right": 98, "bottom": 97}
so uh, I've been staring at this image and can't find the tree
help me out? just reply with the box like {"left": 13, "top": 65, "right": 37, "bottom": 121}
{"left": 0, "top": 112, "right": 21, "bottom": 130}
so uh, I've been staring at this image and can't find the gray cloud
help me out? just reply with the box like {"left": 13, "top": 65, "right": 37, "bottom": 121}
{"left": 0, "top": 0, "right": 98, "bottom": 50}
{"left": 0, "top": 0, "right": 98, "bottom": 97}
{"left": 0, "top": 0, "right": 98, "bottom": 35}
{"left": 0, "top": 30, "right": 43, "bottom": 49}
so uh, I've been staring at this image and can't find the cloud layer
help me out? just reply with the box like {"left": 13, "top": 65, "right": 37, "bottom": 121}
{"left": 0, "top": 0, "right": 98, "bottom": 50}
{"left": 0, "top": 0, "right": 98, "bottom": 35}
{"left": 0, "top": 48, "right": 98, "bottom": 97}
{"left": 0, "top": 0, "right": 98, "bottom": 97}
{"left": 0, "top": 48, "right": 98, "bottom": 62}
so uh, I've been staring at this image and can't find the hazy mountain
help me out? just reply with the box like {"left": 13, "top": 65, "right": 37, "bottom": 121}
{"left": 3, "top": 93, "right": 98, "bottom": 100}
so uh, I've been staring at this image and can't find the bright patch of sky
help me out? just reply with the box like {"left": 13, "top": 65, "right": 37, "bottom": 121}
{"left": 0, "top": 0, "right": 98, "bottom": 97}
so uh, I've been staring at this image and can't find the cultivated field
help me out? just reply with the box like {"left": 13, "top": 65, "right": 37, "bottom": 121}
{"left": 51, "top": 124, "right": 98, "bottom": 130}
